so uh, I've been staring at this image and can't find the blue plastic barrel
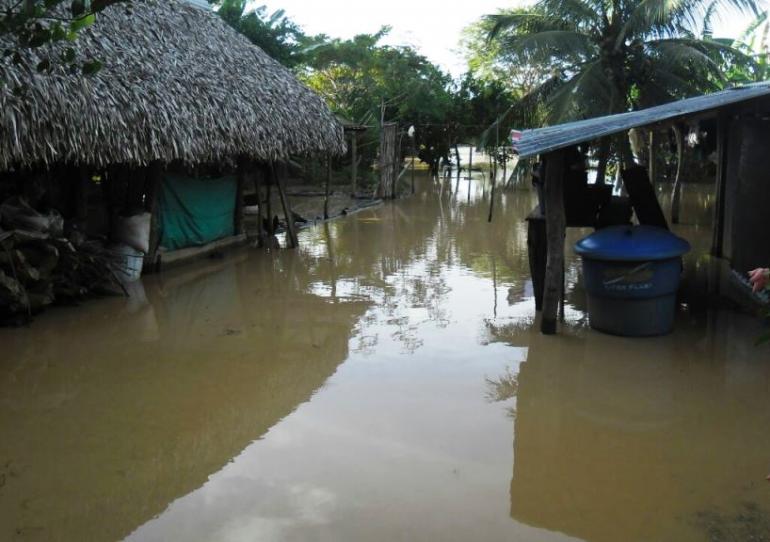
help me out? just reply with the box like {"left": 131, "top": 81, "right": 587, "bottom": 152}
{"left": 575, "top": 226, "right": 691, "bottom": 337}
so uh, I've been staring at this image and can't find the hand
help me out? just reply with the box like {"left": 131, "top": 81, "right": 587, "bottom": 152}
{"left": 748, "top": 268, "right": 769, "bottom": 293}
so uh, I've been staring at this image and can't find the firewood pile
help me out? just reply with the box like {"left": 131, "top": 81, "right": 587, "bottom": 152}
{"left": 0, "top": 198, "right": 124, "bottom": 326}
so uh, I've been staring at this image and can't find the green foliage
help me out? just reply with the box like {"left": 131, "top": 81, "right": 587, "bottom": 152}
{"left": 208, "top": 1, "right": 306, "bottom": 67}
{"left": 0, "top": 0, "right": 125, "bottom": 79}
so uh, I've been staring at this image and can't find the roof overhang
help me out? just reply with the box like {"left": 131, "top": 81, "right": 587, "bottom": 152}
{"left": 515, "top": 82, "right": 770, "bottom": 158}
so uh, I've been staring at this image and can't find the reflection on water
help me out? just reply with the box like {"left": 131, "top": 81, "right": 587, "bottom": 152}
{"left": 1, "top": 172, "right": 769, "bottom": 542}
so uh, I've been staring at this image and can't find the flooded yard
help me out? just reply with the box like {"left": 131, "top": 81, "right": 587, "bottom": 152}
{"left": 2, "top": 173, "right": 770, "bottom": 542}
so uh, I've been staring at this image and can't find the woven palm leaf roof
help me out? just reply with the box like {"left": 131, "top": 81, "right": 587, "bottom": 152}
{"left": 0, "top": 0, "right": 346, "bottom": 170}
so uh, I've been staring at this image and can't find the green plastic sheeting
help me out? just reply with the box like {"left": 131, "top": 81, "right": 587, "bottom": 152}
{"left": 159, "top": 174, "right": 236, "bottom": 251}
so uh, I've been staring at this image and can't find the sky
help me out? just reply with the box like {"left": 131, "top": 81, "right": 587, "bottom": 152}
{"left": 257, "top": 0, "right": 762, "bottom": 77}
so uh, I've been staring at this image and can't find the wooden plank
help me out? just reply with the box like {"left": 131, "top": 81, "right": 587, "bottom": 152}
{"left": 541, "top": 150, "right": 565, "bottom": 335}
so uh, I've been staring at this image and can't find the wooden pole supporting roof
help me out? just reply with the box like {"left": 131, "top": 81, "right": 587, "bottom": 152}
{"left": 541, "top": 150, "right": 566, "bottom": 335}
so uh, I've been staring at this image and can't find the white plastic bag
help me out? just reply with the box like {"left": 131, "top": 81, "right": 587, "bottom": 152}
{"left": 114, "top": 213, "right": 151, "bottom": 254}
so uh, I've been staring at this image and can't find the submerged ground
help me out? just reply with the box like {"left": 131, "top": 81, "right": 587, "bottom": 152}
{"left": 2, "top": 170, "right": 770, "bottom": 542}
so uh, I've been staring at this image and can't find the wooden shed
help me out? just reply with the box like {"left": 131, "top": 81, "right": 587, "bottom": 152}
{"left": 513, "top": 82, "right": 770, "bottom": 334}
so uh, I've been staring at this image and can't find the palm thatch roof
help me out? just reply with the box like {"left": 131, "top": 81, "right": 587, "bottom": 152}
{"left": 0, "top": 0, "right": 346, "bottom": 170}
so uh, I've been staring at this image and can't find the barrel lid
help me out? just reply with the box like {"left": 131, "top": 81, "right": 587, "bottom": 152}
{"left": 575, "top": 225, "right": 691, "bottom": 262}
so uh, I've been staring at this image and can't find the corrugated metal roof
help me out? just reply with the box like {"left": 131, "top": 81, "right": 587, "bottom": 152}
{"left": 515, "top": 83, "right": 770, "bottom": 158}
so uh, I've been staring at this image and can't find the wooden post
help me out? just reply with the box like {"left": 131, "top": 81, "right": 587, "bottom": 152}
{"left": 711, "top": 112, "right": 729, "bottom": 257}
{"left": 502, "top": 149, "right": 508, "bottom": 187}
{"left": 324, "top": 154, "right": 332, "bottom": 220}
{"left": 527, "top": 214, "right": 547, "bottom": 311}
{"left": 253, "top": 165, "right": 264, "bottom": 248}
{"left": 454, "top": 144, "right": 461, "bottom": 187}
{"left": 234, "top": 160, "right": 246, "bottom": 235}
{"left": 378, "top": 123, "right": 397, "bottom": 199}
{"left": 265, "top": 171, "right": 273, "bottom": 235}
{"left": 146, "top": 161, "right": 163, "bottom": 270}
{"left": 541, "top": 150, "right": 565, "bottom": 335}
{"left": 411, "top": 144, "right": 416, "bottom": 195}
{"left": 488, "top": 155, "right": 497, "bottom": 223}
{"left": 468, "top": 147, "right": 473, "bottom": 180}
{"left": 351, "top": 131, "right": 358, "bottom": 197}
{"left": 273, "top": 162, "right": 298, "bottom": 249}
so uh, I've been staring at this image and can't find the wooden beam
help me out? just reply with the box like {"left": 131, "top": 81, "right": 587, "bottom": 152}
{"left": 541, "top": 150, "right": 566, "bottom": 335}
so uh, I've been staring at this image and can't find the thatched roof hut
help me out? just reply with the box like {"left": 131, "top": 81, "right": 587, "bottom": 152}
{"left": 0, "top": 0, "right": 346, "bottom": 170}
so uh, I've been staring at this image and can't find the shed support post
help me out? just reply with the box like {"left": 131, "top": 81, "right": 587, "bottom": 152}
{"left": 234, "top": 159, "right": 246, "bottom": 236}
{"left": 711, "top": 112, "right": 729, "bottom": 257}
{"left": 527, "top": 215, "right": 547, "bottom": 311}
{"left": 146, "top": 161, "right": 163, "bottom": 272}
{"left": 273, "top": 162, "right": 298, "bottom": 249}
{"left": 541, "top": 150, "right": 566, "bottom": 335}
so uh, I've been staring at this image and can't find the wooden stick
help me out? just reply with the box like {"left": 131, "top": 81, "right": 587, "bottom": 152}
{"left": 541, "top": 150, "right": 566, "bottom": 335}
{"left": 273, "top": 162, "right": 298, "bottom": 249}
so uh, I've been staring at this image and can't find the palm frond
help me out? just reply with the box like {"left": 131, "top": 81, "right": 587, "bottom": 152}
{"left": 499, "top": 30, "right": 596, "bottom": 64}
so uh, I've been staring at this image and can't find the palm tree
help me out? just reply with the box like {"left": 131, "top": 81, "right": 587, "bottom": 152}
{"left": 483, "top": 0, "right": 759, "bottom": 165}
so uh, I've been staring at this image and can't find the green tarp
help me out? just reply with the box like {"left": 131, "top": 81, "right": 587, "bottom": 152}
{"left": 159, "top": 174, "right": 236, "bottom": 251}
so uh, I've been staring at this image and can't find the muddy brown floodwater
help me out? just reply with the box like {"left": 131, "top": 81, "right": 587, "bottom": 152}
{"left": 2, "top": 170, "right": 770, "bottom": 542}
